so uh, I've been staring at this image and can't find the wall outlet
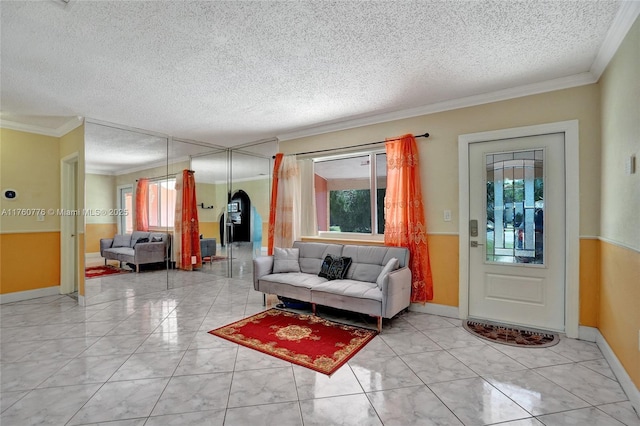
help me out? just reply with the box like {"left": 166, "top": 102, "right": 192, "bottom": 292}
{"left": 37, "top": 214, "right": 45, "bottom": 222}
{"left": 625, "top": 154, "right": 636, "bottom": 175}
{"left": 444, "top": 210, "right": 452, "bottom": 222}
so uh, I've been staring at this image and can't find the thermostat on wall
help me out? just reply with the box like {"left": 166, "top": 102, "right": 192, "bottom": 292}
{"left": 3, "top": 189, "right": 18, "bottom": 201}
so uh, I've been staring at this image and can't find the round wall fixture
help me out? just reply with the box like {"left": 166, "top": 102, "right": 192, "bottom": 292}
{"left": 2, "top": 189, "right": 18, "bottom": 201}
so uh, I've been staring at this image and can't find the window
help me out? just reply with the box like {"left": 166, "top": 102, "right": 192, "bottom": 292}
{"left": 314, "top": 151, "right": 386, "bottom": 235}
{"left": 148, "top": 178, "right": 176, "bottom": 228}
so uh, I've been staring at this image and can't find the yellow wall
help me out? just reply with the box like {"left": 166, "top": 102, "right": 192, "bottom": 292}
{"left": 0, "top": 128, "right": 62, "bottom": 294}
{"left": 598, "top": 17, "right": 639, "bottom": 388}
{"left": 85, "top": 173, "right": 117, "bottom": 252}
{"left": 0, "top": 232, "right": 60, "bottom": 293}
{"left": 85, "top": 223, "right": 118, "bottom": 253}
{"left": 579, "top": 238, "right": 600, "bottom": 328}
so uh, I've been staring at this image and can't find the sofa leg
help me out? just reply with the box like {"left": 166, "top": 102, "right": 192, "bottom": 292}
{"left": 262, "top": 293, "right": 266, "bottom": 307}
{"left": 377, "top": 317, "right": 382, "bottom": 333}
{"left": 312, "top": 303, "right": 316, "bottom": 315}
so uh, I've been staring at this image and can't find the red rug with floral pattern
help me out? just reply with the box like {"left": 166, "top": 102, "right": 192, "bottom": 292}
{"left": 209, "top": 309, "right": 377, "bottom": 375}
{"left": 85, "top": 265, "right": 130, "bottom": 279}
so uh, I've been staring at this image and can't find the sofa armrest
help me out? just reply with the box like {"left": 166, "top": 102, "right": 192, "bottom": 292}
{"left": 100, "top": 238, "right": 114, "bottom": 257}
{"left": 382, "top": 266, "right": 412, "bottom": 319}
{"left": 253, "top": 256, "right": 274, "bottom": 290}
{"left": 134, "top": 242, "right": 167, "bottom": 264}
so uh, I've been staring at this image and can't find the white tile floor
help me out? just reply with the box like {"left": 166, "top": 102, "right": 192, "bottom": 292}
{"left": 2, "top": 259, "right": 639, "bottom": 425}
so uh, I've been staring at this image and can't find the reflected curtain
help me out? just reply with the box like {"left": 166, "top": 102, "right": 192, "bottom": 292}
{"left": 267, "top": 153, "right": 284, "bottom": 255}
{"left": 385, "top": 134, "right": 433, "bottom": 302}
{"left": 135, "top": 178, "right": 149, "bottom": 232}
{"left": 268, "top": 154, "right": 300, "bottom": 250}
{"left": 174, "top": 170, "right": 201, "bottom": 270}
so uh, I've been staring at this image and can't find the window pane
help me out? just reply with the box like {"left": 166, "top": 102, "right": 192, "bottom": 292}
{"left": 486, "top": 150, "right": 544, "bottom": 264}
{"left": 315, "top": 155, "right": 373, "bottom": 233}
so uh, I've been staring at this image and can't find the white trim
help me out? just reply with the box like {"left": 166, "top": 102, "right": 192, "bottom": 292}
{"left": 77, "top": 295, "right": 86, "bottom": 307}
{"left": 595, "top": 329, "right": 640, "bottom": 416}
{"left": 277, "top": 73, "right": 595, "bottom": 141}
{"left": 0, "top": 116, "right": 83, "bottom": 138}
{"left": 458, "top": 120, "right": 580, "bottom": 338}
{"left": 578, "top": 325, "right": 598, "bottom": 343}
{"left": 590, "top": 1, "right": 640, "bottom": 79}
{"left": 409, "top": 302, "right": 459, "bottom": 319}
{"left": 0, "top": 286, "right": 60, "bottom": 304}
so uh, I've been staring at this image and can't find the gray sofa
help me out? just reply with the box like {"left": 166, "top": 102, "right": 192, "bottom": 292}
{"left": 253, "top": 241, "right": 412, "bottom": 331}
{"left": 100, "top": 231, "right": 171, "bottom": 272}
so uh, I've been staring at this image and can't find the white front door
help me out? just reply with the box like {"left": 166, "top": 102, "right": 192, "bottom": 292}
{"left": 468, "top": 133, "right": 565, "bottom": 331}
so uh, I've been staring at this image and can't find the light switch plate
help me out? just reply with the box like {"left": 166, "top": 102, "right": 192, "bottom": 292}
{"left": 625, "top": 154, "right": 636, "bottom": 175}
{"left": 444, "top": 210, "right": 452, "bottom": 222}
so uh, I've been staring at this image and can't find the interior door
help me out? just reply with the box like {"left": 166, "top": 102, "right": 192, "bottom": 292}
{"left": 468, "top": 133, "right": 565, "bottom": 331}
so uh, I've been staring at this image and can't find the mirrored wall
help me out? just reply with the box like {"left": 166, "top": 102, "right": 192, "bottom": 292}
{"left": 83, "top": 120, "right": 276, "bottom": 305}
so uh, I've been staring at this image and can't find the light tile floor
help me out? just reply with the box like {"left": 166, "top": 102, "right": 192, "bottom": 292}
{"left": 1, "top": 268, "right": 639, "bottom": 425}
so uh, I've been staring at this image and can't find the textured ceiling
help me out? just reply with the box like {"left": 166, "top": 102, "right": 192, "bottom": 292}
{"left": 0, "top": 0, "right": 636, "bottom": 170}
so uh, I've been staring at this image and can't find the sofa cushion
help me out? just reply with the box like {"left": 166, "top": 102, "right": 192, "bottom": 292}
{"left": 312, "top": 279, "right": 382, "bottom": 301}
{"left": 293, "top": 242, "right": 343, "bottom": 275}
{"left": 376, "top": 257, "right": 399, "bottom": 290}
{"left": 262, "top": 272, "right": 327, "bottom": 288}
{"left": 273, "top": 247, "right": 301, "bottom": 273}
{"left": 112, "top": 234, "right": 132, "bottom": 248}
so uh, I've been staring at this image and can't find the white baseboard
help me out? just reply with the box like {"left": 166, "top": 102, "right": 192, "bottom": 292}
{"left": 578, "top": 325, "right": 598, "bottom": 342}
{"left": 595, "top": 329, "right": 640, "bottom": 416}
{"left": 409, "top": 302, "right": 459, "bottom": 319}
{"left": 85, "top": 252, "right": 101, "bottom": 258}
{"left": 0, "top": 286, "right": 60, "bottom": 304}
{"left": 78, "top": 295, "right": 86, "bottom": 306}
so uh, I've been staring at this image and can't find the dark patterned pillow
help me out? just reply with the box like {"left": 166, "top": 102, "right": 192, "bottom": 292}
{"left": 318, "top": 254, "right": 335, "bottom": 278}
{"left": 134, "top": 237, "right": 149, "bottom": 246}
{"left": 326, "top": 256, "right": 352, "bottom": 280}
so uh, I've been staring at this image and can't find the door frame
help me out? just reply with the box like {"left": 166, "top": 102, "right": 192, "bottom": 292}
{"left": 458, "top": 120, "right": 580, "bottom": 338}
{"left": 60, "top": 153, "right": 79, "bottom": 295}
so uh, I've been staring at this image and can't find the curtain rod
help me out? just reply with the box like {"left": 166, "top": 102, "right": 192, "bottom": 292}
{"left": 281, "top": 132, "right": 429, "bottom": 157}
{"left": 135, "top": 170, "right": 194, "bottom": 182}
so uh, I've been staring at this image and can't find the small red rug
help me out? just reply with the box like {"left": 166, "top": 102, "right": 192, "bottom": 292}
{"left": 85, "top": 265, "right": 130, "bottom": 279}
{"left": 209, "top": 309, "right": 377, "bottom": 375}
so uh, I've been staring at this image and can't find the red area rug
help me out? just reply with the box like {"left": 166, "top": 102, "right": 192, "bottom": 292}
{"left": 85, "top": 265, "right": 130, "bottom": 279}
{"left": 209, "top": 309, "right": 377, "bottom": 375}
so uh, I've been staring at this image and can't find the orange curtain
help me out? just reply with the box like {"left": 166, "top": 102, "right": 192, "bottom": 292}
{"left": 267, "top": 153, "right": 284, "bottom": 255}
{"left": 385, "top": 134, "right": 433, "bottom": 302}
{"left": 177, "top": 170, "right": 201, "bottom": 270}
{"left": 135, "top": 178, "right": 149, "bottom": 232}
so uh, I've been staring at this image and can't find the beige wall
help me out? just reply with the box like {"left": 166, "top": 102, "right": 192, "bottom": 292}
{"left": 598, "top": 16, "right": 640, "bottom": 388}
{"left": 85, "top": 173, "right": 117, "bottom": 225}
{"left": 282, "top": 84, "right": 601, "bottom": 237}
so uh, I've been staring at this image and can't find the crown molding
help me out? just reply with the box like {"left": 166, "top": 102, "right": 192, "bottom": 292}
{"left": 277, "top": 72, "right": 597, "bottom": 141}
{"left": 590, "top": 1, "right": 640, "bottom": 79}
{"left": 0, "top": 116, "right": 83, "bottom": 138}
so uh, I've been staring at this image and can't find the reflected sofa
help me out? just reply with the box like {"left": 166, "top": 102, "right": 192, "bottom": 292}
{"left": 100, "top": 231, "right": 171, "bottom": 272}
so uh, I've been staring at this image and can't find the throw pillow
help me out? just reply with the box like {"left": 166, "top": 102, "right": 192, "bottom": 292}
{"left": 318, "top": 254, "right": 335, "bottom": 278}
{"left": 326, "top": 256, "right": 352, "bottom": 280}
{"left": 134, "top": 237, "right": 149, "bottom": 246}
{"left": 273, "top": 247, "right": 301, "bottom": 273}
{"left": 376, "top": 257, "right": 399, "bottom": 290}
{"left": 112, "top": 234, "right": 132, "bottom": 248}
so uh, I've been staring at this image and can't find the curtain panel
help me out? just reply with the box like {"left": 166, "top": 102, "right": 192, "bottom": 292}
{"left": 268, "top": 154, "right": 301, "bottom": 250}
{"left": 384, "top": 134, "right": 434, "bottom": 302}
{"left": 174, "top": 170, "right": 202, "bottom": 270}
{"left": 135, "top": 178, "right": 149, "bottom": 232}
